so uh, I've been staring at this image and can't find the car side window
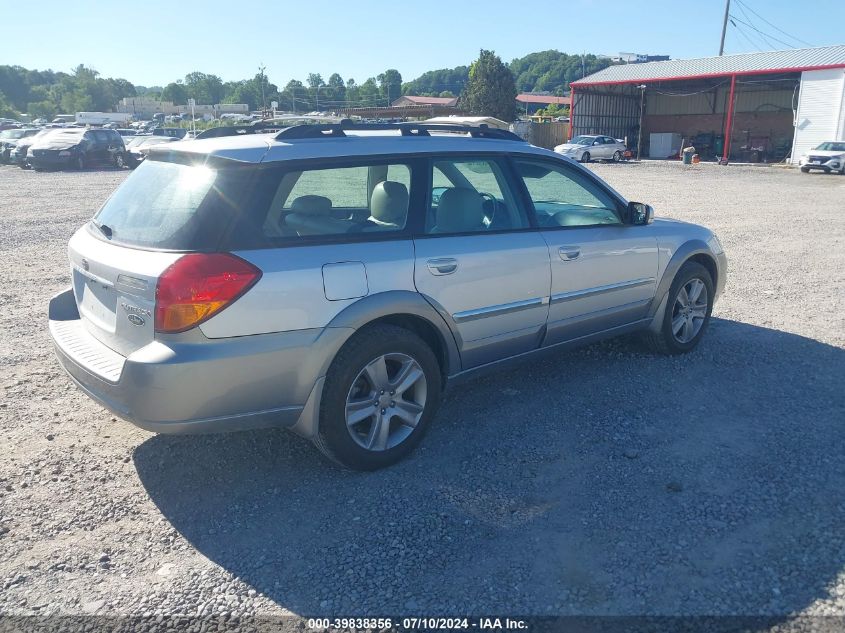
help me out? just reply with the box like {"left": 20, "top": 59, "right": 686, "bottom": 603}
{"left": 514, "top": 159, "right": 622, "bottom": 228}
{"left": 262, "top": 161, "right": 413, "bottom": 238}
{"left": 426, "top": 157, "right": 528, "bottom": 234}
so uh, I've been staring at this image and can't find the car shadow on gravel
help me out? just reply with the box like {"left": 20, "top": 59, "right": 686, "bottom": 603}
{"left": 134, "top": 318, "right": 845, "bottom": 617}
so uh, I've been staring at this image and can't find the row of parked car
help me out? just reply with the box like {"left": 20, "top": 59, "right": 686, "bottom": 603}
{"left": 0, "top": 125, "right": 185, "bottom": 171}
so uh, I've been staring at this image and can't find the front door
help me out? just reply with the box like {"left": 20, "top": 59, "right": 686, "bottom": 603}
{"left": 512, "top": 157, "right": 658, "bottom": 346}
{"left": 413, "top": 156, "right": 551, "bottom": 369}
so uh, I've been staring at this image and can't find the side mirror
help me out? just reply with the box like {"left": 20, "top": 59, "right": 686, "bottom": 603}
{"left": 628, "top": 201, "right": 654, "bottom": 225}
{"left": 593, "top": 140, "right": 601, "bottom": 146}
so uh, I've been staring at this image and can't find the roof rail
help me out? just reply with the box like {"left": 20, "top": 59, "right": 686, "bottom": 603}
{"left": 274, "top": 119, "right": 524, "bottom": 142}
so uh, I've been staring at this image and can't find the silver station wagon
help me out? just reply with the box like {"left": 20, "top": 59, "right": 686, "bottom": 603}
{"left": 49, "top": 122, "right": 727, "bottom": 470}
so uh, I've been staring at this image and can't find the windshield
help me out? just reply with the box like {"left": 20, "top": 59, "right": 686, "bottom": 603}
{"left": 569, "top": 136, "right": 596, "bottom": 145}
{"left": 814, "top": 142, "right": 845, "bottom": 152}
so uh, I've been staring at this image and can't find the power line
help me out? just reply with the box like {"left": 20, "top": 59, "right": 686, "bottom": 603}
{"left": 730, "top": 19, "right": 764, "bottom": 52}
{"left": 734, "top": 2, "right": 779, "bottom": 49}
{"left": 729, "top": 14, "right": 796, "bottom": 49}
{"left": 734, "top": 0, "right": 813, "bottom": 47}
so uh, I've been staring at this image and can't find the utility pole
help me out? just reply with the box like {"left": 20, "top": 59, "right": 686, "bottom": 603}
{"left": 636, "top": 85, "right": 646, "bottom": 161}
{"left": 719, "top": 0, "right": 731, "bottom": 55}
{"left": 258, "top": 64, "right": 267, "bottom": 116}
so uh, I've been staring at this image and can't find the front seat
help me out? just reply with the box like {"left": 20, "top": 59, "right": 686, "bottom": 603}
{"left": 365, "top": 181, "right": 408, "bottom": 230}
{"left": 431, "top": 187, "right": 486, "bottom": 233}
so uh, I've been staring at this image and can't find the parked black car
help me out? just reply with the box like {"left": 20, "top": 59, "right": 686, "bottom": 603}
{"left": 28, "top": 128, "right": 126, "bottom": 170}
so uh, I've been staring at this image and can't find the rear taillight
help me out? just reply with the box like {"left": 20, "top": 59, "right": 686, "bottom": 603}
{"left": 155, "top": 253, "right": 261, "bottom": 333}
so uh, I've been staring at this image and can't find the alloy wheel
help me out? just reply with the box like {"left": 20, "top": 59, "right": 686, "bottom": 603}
{"left": 671, "top": 278, "right": 708, "bottom": 344}
{"left": 345, "top": 353, "right": 427, "bottom": 451}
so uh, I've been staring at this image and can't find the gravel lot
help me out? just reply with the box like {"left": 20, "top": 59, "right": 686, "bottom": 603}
{"left": 1, "top": 160, "right": 843, "bottom": 624}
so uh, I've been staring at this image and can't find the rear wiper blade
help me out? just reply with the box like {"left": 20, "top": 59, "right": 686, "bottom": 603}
{"left": 91, "top": 220, "right": 113, "bottom": 239}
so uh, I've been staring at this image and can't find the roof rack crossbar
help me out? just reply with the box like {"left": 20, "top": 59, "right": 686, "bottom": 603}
{"left": 274, "top": 120, "right": 523, "bottom": 142}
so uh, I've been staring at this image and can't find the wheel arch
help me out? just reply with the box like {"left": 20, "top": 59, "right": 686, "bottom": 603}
{"left": 290, "top": 291, "right": 461, "bottom": 441}
{"left": 325, "top": 290, "right": 461, "bottom": 382}
{"left": 648, "top": 239, "right": 718, "bottom": 328}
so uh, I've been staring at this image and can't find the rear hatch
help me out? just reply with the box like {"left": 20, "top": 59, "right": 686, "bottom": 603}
{"left": 68, "top": 228, "right": 180, "bottom": 356}
{"left": 68, "top": 158, "right": 255, "bottom": 356}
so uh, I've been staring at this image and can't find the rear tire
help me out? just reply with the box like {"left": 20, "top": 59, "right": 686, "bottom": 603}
{"left": 580, "top": 151, "right": 590, "bottom": 163}
{"left": 76, "top": 155, "right": 85, "bottom": 171}
{"left": 644, "top": 261, "right": 714, "bottom": 355}
{"left": 113, "top": 153, "right": 125, "bottom": 169}
{"left": 314, "top": 324, "right": 442, "bottom": 470}
{"left": 612, "top": 150, "right": 622, "bottom": 162}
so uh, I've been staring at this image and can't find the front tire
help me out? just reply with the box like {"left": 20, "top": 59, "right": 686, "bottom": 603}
{"left": 644, "top": 261, "right": 714, "bottom": 355}
{"left": 800, "top": 166, "right": 810, "bottom": 173}
{"left": 113, "top": 153, "right": 125, "bottom": 169}
{"left": 580, "top": 151, "right": 590, "bottom": 163}
{"left": 76, "top": 155, "right": 85, "bottom": 171}
{"left": 314, "top": 324, "right": 442, "bottom": 470}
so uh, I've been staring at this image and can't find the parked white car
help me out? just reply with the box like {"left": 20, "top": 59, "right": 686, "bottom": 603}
{"left": 554, "top": 135, "right": 626, "bottom": 163}
{"left": 798, "top": 141, "right": 845, "bottom": 174}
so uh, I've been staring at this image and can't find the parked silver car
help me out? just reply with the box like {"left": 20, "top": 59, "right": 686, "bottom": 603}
{"left": 49, "top": 122, "right": 727, "bottom": 470}
{"left": 555, "top": 135, "right": 627, "bottom": 163}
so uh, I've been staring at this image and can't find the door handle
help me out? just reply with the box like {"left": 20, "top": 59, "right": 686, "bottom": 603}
{"left": 558, "top": 246, "right": 581, "bottom": 261}
{"left": 427, "top": 257, "right": 458, "bottom": 275}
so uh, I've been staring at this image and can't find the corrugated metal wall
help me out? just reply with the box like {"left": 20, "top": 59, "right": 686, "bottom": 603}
{"left": 646, "top": 87, "right": 794, "bottom": 116}
{"left": 792, "top": 68, "right": 845, "bottom": 162}
{"left": 571, "top": 91, "right": 640, "bottom": 140}
{"left": 573, "top": 82, "right": 797, "bottom": 143}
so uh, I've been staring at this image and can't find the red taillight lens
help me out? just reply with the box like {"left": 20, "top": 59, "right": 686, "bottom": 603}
{"left": 155, "top": 253, "right": 262, "bottom": 333}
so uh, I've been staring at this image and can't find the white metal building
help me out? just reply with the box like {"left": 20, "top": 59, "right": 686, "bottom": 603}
{"left": 792, "top": 68, "right": 845, "bottom": 161}
{"left": 570, "top": 45, "right": 845, "bottom": 164}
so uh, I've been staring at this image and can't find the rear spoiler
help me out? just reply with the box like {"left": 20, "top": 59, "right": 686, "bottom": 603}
{"left": 194, "top": 121, "right": 287, "bottom": 140}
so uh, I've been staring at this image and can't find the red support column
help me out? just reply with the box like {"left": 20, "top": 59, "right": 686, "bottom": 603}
{"left": 722, "top": 74, "right": 737, "bottom": 165}
{"left": 569, "top": 86, "right": 575, "bottom": 140}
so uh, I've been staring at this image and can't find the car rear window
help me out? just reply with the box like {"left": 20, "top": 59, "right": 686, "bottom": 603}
{"left": 92, "top": 159, "right": 257, "bottom": 251}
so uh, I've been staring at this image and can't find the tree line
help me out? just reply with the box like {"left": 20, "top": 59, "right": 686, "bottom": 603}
{"left": 0, "top": 50, "right": 613, "bottom": 120}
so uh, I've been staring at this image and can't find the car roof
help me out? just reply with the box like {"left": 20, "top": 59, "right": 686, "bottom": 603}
{"left": 154, "top": 129, "right": 555, "bottom": 164}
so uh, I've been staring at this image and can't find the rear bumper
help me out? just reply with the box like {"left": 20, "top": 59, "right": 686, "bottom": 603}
{"left": 48, "top": 288, "right": 350, "bottom": 434}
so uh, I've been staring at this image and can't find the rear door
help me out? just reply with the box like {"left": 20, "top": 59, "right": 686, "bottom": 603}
{"left": 512, "top": 157, "right": 658, "bottom": 346}
{"left": 88, "top": 130, "right": 110, "bottom": 164}
{"left": 412, "top": 156, "right": 551, "bottom": 369}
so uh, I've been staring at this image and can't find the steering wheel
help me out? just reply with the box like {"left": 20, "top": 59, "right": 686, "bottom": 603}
{"left": 479, "top": 192, "right": 497, "bottom": 227}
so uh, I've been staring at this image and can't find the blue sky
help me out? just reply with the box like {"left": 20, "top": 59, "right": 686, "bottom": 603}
{"left": 4, "top": 0, "right": 843, "bottom": 87}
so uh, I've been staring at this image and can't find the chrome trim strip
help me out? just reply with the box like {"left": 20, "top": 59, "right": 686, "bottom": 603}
{"left": 550, "top": 277, "right": 655, "bottom": 305}
{"left": 453, "top": 297, "right": 546, "bottom": 323}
